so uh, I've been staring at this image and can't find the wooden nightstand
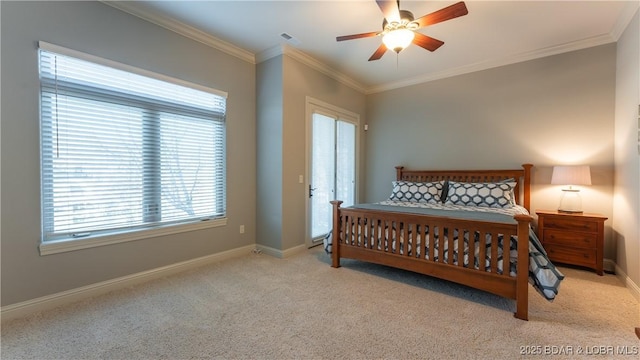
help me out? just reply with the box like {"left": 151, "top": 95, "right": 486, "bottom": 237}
{"left": 536, "top": 210, "right": 608, "bottom": 275}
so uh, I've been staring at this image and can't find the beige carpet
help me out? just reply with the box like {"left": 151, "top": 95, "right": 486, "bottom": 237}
{"left": 1, "top": 247, "right": 638, "bottom": 359}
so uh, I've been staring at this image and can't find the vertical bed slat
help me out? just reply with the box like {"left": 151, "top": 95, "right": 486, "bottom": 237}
{"left": 419, "top": 224, "right": 426, "bottom": 259}
{"left": 402, "top": 222, "right": 409, "bottom": 256}
{"left": 469, "top": 230, "right": 477, "bottom": 270}
{"left": 478, "top": 231, "right": 487, "bottom": 272}
{"left": 387, "top": 220, "right": 392, "bottom": 253}
{"left": 490, "top": 231, "right": 499, "bottom": 273}
{"left": 373, "top": 217, "right": 378, "bottom": 250}
{"left": 448, "top": 227, "right": 455, "bottom": 265}
{"left": 347, "top": 215, "right": 354, "bottom": 246}
{"left": 438, "top": 224, "right": 445, "bottom": 263}
{"left": 458, "top": 229, "right": 467, "bottom": 268}
{"left": 364, "top": 216, "right": 369, "bottom": 248}
{"left": 382, "top": 220, "right": 388, "bottom": 253}
{"left": 343, "top": 214, "right": 349, "bottom": 246}
{"left": 357, "top": 216, "right": 363, "bottom": 248}
{"left": 353, "top": 215, "right": 358, "bottom": 247}
{"left": 367, "top": 216, "right": 374, "bottom": 249}
{"left": 427, "top": 223, "right": 433, "bottom": 259}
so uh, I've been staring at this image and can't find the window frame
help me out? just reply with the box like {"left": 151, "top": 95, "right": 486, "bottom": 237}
{"left": 38, "top": 42, "right": 228, "bottom": 256}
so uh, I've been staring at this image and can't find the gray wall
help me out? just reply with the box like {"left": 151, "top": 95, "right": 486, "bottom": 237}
{"left": 2, "top": 1, "right": 636, "bottom": 308}
{"left": 281, "top": 55, "right": 366, "bottom": 250}
{"left": 256, "top": 56, "right": 284, "bottom": 250}
{"left": 613, "top": 9, "right": 640, "bottom": 294}
{"left": 1, "top": 1, "right": 256, "bottom": 306}
{"left": 256, "top": 53, "right": 367, "bottom": 252}
{"left": 364, "top": 44, "right": 617, "bottom": 260}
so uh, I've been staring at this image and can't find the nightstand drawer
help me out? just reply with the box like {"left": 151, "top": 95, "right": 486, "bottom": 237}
{"left": 536, "top": 210, "right": 607, "bottom": 275}
{"left": 543, "top": 217, "right": 598, "bottom": 233}
{"left": 543, "top": 229, "right": 597, "bottom": 248}
{"left": 544, "top": 244, "right": 596, "bottom": 267}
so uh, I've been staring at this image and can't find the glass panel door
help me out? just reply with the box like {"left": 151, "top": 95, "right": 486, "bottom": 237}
{"left": 310, "top": 113, "right": 336, "bottom": 239}
{"left": 336, "top": 120, "right": 356, "bottom": 208}
{"left": 309, "top": 112, "right": 356, "bottom": 245}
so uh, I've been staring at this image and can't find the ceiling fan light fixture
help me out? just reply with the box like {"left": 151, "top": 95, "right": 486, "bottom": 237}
{"left": 382, "top": 28, "right": 415, "bottom": 53}
{"left": 336, "top": 1, "right": 469, "bottom": 61}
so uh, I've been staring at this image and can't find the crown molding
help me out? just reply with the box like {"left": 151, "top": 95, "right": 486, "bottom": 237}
{"left": 255, "top": 45, "right": 285, "bottom": 64}
{"left": 368, "top": 33, "right": 616, "bottom": 94}
{"left": 610, "top": 1, "right": 640, "bottom": 41}
{"left": 102, "top": 1, "right": 255, "bottom": 64}
{"left": 104, "top": 1, "right": 365, "bottom": 93}
{"left": 102, "top": 1, "right": 630, "bottom": 96}
{"left": 257, "top": 44, "right": 368, "bottom": 94}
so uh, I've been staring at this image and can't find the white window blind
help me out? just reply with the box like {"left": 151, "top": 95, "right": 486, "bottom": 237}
{"left": 39, "top": 42, "right": 227, "bottom": 243}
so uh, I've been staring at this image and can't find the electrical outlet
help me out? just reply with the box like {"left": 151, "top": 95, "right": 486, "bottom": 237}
{"left": 240, "top": 225, "right": 245, "bottom": 234}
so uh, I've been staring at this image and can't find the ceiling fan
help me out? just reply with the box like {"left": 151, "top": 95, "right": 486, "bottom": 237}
{"left": 336, "top": 0, "right": 468, "bottom": 61}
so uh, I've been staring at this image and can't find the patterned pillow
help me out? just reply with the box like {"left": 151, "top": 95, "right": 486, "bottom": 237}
{"left": 389, "top": 180, "right": 444, "bottom": 203}
{"left": 445, "top": 181, "right": 516, "bottom": 208}
{"left": 500, "top": 178, "right": 517, "bottom": 206}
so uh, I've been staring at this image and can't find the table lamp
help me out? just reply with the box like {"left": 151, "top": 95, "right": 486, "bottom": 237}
{"left": 551, "top": 165, "right": 591, "bottom": 213}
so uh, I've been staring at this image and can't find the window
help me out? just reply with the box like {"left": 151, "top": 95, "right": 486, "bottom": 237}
{"left": 38, "top": 42, "right": 226, "bottom": 254}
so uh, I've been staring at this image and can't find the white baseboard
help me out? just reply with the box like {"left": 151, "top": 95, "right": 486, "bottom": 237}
{"left": 4, "top": 245, "right": 634, "bottom": 323}
{"left": 612, "top": 261, "right": 640, "bottom": 302}
{"left": 1, "top": 245, "right": 255, "bottom": 323}
{"left": 255, "top": 243, "right": 307, "bottom": 259}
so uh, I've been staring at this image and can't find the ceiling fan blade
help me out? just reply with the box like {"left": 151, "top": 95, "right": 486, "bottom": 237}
{"left": 412, "top": 33, "right": 444, "bottom": 52}
{"left": 376, "top": 0, "right": 400, "bottom": 23}
{"left": 336, "top": 31, "right": 380, "bottom": 42}
{"left": 368, "top": 44, "right": 388, "bottom": 61}
{"left": 415, "top": 1, "right": 468, "bottom": 28}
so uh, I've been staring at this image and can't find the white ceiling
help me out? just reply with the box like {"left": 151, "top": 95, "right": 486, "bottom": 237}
{"left": 108, "top": 1, "right": 638, "bottom": 93}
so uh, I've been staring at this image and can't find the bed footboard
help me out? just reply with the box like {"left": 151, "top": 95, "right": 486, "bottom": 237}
{"left": 330, "top": 200, "right": 532, "bottom": 320}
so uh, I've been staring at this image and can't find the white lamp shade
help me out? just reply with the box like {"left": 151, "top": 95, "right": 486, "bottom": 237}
{"left": 382, "top": 29, "right": 415, "bottom": 53}
{"left": 551, "top": 165, "right": 592, "bottom": 186}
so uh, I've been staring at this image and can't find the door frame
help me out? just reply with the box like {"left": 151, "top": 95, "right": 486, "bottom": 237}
{"left": 304, "top": 96, "right": 360, "bottom": 248}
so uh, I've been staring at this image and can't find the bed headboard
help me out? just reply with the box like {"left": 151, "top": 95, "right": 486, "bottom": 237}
{"left": 395, "top": 164, "right": 533, "bottom": 211}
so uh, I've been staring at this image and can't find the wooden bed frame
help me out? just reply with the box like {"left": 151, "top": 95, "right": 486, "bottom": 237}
{"left": 330, "top": 164, "right": 534, "bottom": 320}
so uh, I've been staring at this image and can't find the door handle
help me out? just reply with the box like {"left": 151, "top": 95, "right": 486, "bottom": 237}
{"left": 309, "top": 185, "right": 317, "bottom": 198}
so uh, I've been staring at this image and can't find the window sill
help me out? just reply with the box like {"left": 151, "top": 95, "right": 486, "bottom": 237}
{"left": 39, "top": 218, "right": 227, "bottom": 256}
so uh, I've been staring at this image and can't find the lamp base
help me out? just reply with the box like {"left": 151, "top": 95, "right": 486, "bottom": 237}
{"left": 558, "top": 189, "right": 583, "bottom": 213}
{"left": 558, "top": 209, "right": 584, "bottom": 214}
